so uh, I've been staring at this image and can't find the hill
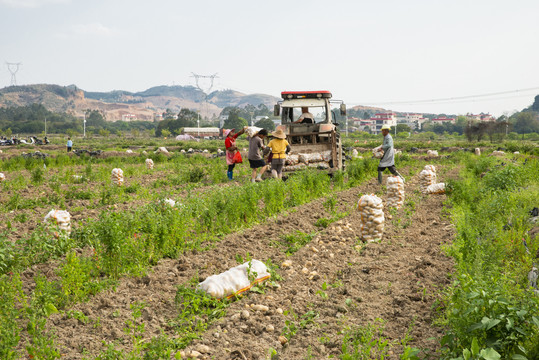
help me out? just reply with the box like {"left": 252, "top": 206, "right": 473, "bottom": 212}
{"left": 0, "top": 84, "right": 280, "bottom": 121}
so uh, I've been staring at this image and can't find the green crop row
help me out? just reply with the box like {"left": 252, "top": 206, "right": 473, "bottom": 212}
{"left": 439, "top": 155, "right": 539, "bottom": 359}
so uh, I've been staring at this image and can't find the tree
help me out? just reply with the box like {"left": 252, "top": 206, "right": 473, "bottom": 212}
{"left": 254, "top": 117, "right": 275, "bottom": 131}
{"left": 161, "top": 129, "right": 171, "bottom": 138}
{"left": 223, "top": 108, "right": 248, "bottom": 130}
{"left": 163, "top": 109, "right": 176, "bottom": 120}
{"left": 177, "top": 108, "right": 198, "bottom": 128}
{"left": 85, "top": 109, "right": 106, "bottom": 128}
{"left": 512, "top": 111, "right": 539, "bottom": 134}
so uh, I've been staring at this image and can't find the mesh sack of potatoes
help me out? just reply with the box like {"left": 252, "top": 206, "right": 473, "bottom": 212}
{"left": 427, "top": 150, "right": 439, "bottom": 157}
{"left": 372, "top": 146, "right": 384, "bottom": 159}
{"left": 357, "top": 194, "right": 385, "bottom": 242}
{"left": 419, "top": 169, "right": 436, "bottom": 193}
{"left": 490, "top": 150, "right": 505, "bottom": 156}
{"left": 299, "top": 153, "right": 324, "bottom": 164}
{"left": 197, "top": 260, "right": 270, "bottom": 299}
{"left": 145, "top": 158, "right": 154, "bottom": 169}
{"left": 475, "top": 148, "right": 481, "bottom": 156}
{"left": 244, "top": 126, "right": 263, "bottom": 138}
{"left": 284, "top": 164, "right": 307, "bottom": 171}
{"left": 285, "top": 154, "right": 300, "bottom": 165}
{"left": 386, "top": 176, "right": 405, "bottom": 209}
{"left": 321, "top": 150, "right": 332, "bottom": 162}
{"left": 423, "top": 165, "right": 437, "bottom": 182}
{"left": 0, "top": 172, "right": 5, "bottom": 182}
{"left": 44, "top": 209, "right": 71, "bottom": 235}
{"left": 426, "top": 182, "right": 446, "bottom": 194}
{"left": 308, "top": 162, "right": 330, "bottom": 169}
{"left": 111, "top": 168, "right": 124, "bottom": 186}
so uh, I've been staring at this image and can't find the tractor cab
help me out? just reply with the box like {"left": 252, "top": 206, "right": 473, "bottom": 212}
{"left": 273, "top": 91, "right": 346, "bottom": 171}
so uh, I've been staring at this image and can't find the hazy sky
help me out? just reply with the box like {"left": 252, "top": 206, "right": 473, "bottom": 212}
{"left": 1, "top": 0, "right": 538, "bottom": 116}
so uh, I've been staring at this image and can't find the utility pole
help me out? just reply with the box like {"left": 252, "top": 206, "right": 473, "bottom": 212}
{"left": 44, "top": 117, "right": 47, "bottom": 136}
{"left": 83, "top": 113, "right": 86, "bottom": 138}
{"left": 197, "top": 111, "right": 200, "bottom": 137}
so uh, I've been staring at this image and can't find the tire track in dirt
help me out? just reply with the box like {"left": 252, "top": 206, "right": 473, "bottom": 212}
{"left": 44, "top": 168, "right": 456, "bottom": 359}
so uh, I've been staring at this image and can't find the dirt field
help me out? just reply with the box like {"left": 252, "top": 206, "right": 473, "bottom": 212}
{"left": 12, "top": 166, "right": 457, "bottom": 360}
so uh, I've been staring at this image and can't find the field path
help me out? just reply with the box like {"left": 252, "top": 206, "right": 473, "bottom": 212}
{"left": 44, "top": 167, "right": 456, "bottom": 359}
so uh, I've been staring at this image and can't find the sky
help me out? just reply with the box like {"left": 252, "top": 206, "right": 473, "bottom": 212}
{"left": 1, "top": 0, "right": 538, "bottom": 117}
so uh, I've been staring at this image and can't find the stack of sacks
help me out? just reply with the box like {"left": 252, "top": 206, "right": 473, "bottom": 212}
{"left": 372, "top": 146, "right": 384, "bottom": 159}
{"left": 285, "top": 154, "right": 300, "bottom": 166}
{"left": 111, "top": 168, "right": 124, "bottom": 186}
{"left": 475, "top": 148, "right": 481, "bottom": 156}
{"left": 423, "top": 165, "right": 437, "bottom": 181}
{"left": 283, "top": 163, "right": 307, "bottom": 171}
{"left": 145, "top": 158, "right": 154, "bottom": 169}
{"left": 0, "top": 172, "right": 5, "bottom": 182}
{"left": 386, "top": 176, "right": 405, "bottom": 209}
{"left": 244, "top": 126, "right": 263, "bottom": 137}
{"left": 357, "top": 194, "right": 385, "bottom": 242}
{"left": 299, "top": 153, "right": 323, "bottom": 164}
{"left": 427, "top": 150, "right": 439, "bottom": 157}
{"left": 44, "top": 210, "right": 71, "bottom": 235}
{"left": 419, "top": 168, "right": 436, "bottom": 193}
{"left": 426, "top": 183, "right": 446, "bottom": 194}
{"left": 490, "top": 150, "right": 505, "bottom": 156}
{"left": 197, "top": 260, "right": 271, "bottom": 299}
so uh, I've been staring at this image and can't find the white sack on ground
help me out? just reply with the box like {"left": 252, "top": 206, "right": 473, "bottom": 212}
{"left": 475, "top": 148, "right": 481, "bottom": 156}
{"left": 419, "top": 169, "right": 436, "bottom": 193}
{"left": 490, "top": 150, "right": 505, "bottom": 156}
{"left": 0, "top": 173, "right": 5, "bottom": 182}
{"left": 426, "top": 183, "right": 446, "bottom": 194}
{"left": 44, "top": 210, "right": 71, "bottom": 234}
{"left": 111, "top": 168, "right": 124, "bottom": 186}
{"left": 244, "top": 126, "right": 263, "bottom": 137}
{"left": 198, "top": 260, "right": 270, "bottom": 299}
{"left": 161, "top": 198, "right": 176, "bottom": 207}
{"left": 352, "top": 149, "right": 359, "bottom": 158}
{"left": 427, "top": 150, "right": 438, "bottom": 157}
{"left": 155, "top": 147, "right": 170, "bottom": 155}
{"left": 145, "top": 158, "right": 154, "bottom": 169}
{"left": 357, "top": 194, "right": 385, "bottom": 242}
{"left": 386, "top": 176, "right": 405, "bottom": 209}
{"left": 126, "top": 149, "right": 133, "bottom": 153}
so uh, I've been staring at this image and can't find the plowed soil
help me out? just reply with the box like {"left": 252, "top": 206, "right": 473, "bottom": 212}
{"left": 32, "top": 168, "right": 456, "bottom": 359}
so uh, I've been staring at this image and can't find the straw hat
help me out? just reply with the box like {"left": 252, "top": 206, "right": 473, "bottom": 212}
{"left": 272, "top": 128, "right": 286, "bottom": 139}
{"left": 381, "top": 124, "right": 391, "bottom": 130}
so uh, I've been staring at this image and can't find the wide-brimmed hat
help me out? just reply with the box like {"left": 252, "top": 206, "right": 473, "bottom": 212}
{"left": 381, "top": 124, "right": 391, "bottom": 130}
{"left": 272, "top": 129, "right": 286, "bottom": 139}
{"left": 224, "top": 128, "right": 235, "bottom": 137}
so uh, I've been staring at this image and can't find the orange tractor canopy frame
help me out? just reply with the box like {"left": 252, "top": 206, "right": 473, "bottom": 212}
{"left": 281, "top": 90, "right": 332, "bottom": 99}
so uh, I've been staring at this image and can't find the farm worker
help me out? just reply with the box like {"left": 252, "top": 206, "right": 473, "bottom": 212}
{"left": 266, "top": 128, "right": 291, "bottom": 180}
{"left": 66, "top": 137, "right": 73, "bottom": 152}
{"left": 248, "top": 128, "right": 269, "bottom": 183}
{"left": 224, "top": 127, "right": 245, "bottom": 180}
{"left": 293, "top": 107, "right": 315, "bottom": 124}
{"left": 377, "top": 124, "right": 405, "bottom": 184}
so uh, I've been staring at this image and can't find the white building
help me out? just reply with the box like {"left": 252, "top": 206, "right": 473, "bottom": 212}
{"left": 370, "top": 112, "right": 397, "bottom": 134}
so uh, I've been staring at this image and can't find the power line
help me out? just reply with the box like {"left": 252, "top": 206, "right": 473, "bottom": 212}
{"left": 352, "top": 86, "right": 539, "bottom": 106}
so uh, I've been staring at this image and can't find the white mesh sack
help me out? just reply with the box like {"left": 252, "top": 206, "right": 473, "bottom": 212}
{"left": 475, "top": 148, "right": 481, "bottom": 156}
{"left": 357, "top": 194, "right": 385, "bottom": 242}
{"left": 299, "top": 153, "right": 324, "bottom": 164}
{"left": 372, "top": 146, "right": 384, "bottom": 159}
{"left": 386, "top": 176, "right": 405, "bottom": 209}
{"left": 285, "top": 154, "right": 300, "bottom": 166}
{"left": 244, "top": 126, "right": 263, "bottom": 137}
{"left": 0, "top": 172, "right": 5, "bottom": 182}
{"left": 161, "top": 198, "right": 176, "bottom": 207}
{"left": 111, "top": 168, "right": 124, "bottom": 186}
{"left": 154, "top": 147, "right": 170, "bottom": 155}
{"left": 126, "top": 149, "right": 133, "bottom": 153}
{"left": 490, "top": 151, "right": 505, "bottom": 156}
{"left": 44, "top": 210, "right": 71, "bottom": 235}
{"left": 352, "top": 149, "right": 359, "bottom": 158}
{"left": 426, "top": 183, "right": 446, "bottom": 194}
{"left": 427, "top": 150, "right": 439, "bottom": 157}
{"left": 145, "top": 158, "right": 154, "bottom": 169}
{"left": 197, "top": 260, "right": 271, "bottom": 299}
{"left": 419, "top": 169, "right": 436, "bottom": 193}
